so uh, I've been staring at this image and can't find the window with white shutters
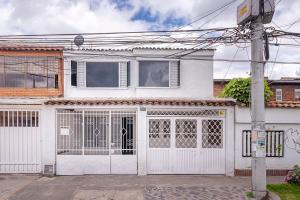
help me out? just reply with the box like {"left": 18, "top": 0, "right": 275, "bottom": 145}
{"left": 75, "top": 61, "right": 130, "bottom": 88}
{"left": 138, "top": 60, "right": 180, "bottom": 88}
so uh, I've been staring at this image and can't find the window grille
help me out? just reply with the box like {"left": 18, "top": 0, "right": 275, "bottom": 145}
{"left": 0, "top": 110, "right": 39, "bottom": 127}
{"left": 56, "top": 110, "right": 136, "bottom": 155}
{"left": 147, "top": 109, "right": 225, "bottom": 117}
{"left": 202, "top": 120, "right": 223, "bottom": 148}
{"left": 242, "top": 130, "right": 284, "bottom": 157}
{"left": 148, "top": 119, "right": 171, "bottom": 148}
{"left": 175, "top": 119, "right": 197, "bottom": 148}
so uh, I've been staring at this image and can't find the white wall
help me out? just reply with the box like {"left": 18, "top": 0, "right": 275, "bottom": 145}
{"left": 64, "top": 49, "right": 214, "bottom": 99}
{"left": 235, "top": 107, "right": 300, "bottom": 170}
{"left": 40, "top": 107, "right": 56, "bottom": 173}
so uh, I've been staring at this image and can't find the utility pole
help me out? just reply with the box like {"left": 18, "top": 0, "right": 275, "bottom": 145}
{"left": 237, "top": 0, "right": 275, "bottom": 199}
{"left": 250, "top": 12, "right": 266, "bottom": 200}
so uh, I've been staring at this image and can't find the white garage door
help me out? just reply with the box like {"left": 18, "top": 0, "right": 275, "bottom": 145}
{"left": 147, "top": 110, "right": 225, "bottom": 174}
{"left": 56, "top": 109, "right": 137, "bottom": 175}
{"left": 0, "top": 110, "right": 41, "bottom": 173}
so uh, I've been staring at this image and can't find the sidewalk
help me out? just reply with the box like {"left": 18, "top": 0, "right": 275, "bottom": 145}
{"left": 0, "top": 175, "right": 284, "bottom": 200}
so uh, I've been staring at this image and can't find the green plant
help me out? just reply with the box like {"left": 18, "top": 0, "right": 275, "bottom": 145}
{"left": 245, "top": 191, "right": 254, "bottom": 198}
{"left": 285, "top": 165, "right": 300, "bottom": 185}
{"left": 267, "top": 183, "right": 300, "bottom": 200}
{"left": 220, "top": 78, "right": 273, "bottom": 104}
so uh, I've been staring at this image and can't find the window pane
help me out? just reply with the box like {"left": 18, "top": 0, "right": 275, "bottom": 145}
{"left": 0, "top": 56, "right": 4, "bottom": 87}
{"left": 26, "top": 57, "right": 48, "bottom": 88}
{"left": 47, "top": 57, "right": 59, "bottom": 88}
{"left": 71, "top": 61, "right": 77, "bottom": 86}
{"left": 139, "top": 61, "right": 169, "bottom": 87}
{"left": 86, "top": 62, "right": 119, "bottom": 87}
{"left": 5, "top": 56, "right": 26, "bottom": 87}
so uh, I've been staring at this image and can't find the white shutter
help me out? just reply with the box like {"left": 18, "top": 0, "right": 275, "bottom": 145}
{"left": 119, "top": 62, "right": 128, "bottom": 88}
{"left": 170, "top": 61, "right": 180, "bottom": 88}
{"left": 77, "top": 61, "right": 86, "bottom": 88}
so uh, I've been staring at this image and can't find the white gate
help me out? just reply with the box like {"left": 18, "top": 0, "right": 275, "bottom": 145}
{"left": 0, "top": 110, "right": 41, "bottom": 173}
{"left": 146, "top": 110, "right": 225, "bottom": 174}
{"left": 56, "top": 109, "right": 137, "bottom": 175}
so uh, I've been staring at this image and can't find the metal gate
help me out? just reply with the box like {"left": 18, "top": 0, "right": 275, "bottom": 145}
{"left": 0, "top": 110, "right": 41, "bottom": 173}
{"left": 146, "top": 109, "right": 225, "bottom": 174}
{"left": 56, "top": 109, "right": 137, "bottom": 175}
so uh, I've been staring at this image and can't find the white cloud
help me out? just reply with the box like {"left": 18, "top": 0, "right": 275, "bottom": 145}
{"left": 0, "top": 0, "right": 299, "bottom": 79}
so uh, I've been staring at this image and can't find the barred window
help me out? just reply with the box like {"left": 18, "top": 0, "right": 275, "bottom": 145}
{"left": 242, "top": 130, "right": 284, "bottom": 157}
{"left": 0, "top": 56, "right": 59, "bottom": 88}
{"left": 202, "top": 120, "right": 223, "bottom": 148}
{"left": 0, "top": 111, "right": 39, "bottom": 127}
{"left": 149, "top": 119, "right": 171, "bottom": 148}
{"left": 175, "top": 119, "right": 197, "bottom": 148}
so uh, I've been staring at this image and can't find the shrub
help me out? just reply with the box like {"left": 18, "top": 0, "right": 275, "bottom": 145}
{"left": 285, "top": 165, "right": 300, "bottom": 185}
{"left": 220, "top": 78, "right": 273, "bottom": 104}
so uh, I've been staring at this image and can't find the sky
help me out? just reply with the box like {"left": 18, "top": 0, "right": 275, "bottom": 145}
{"left": 0, "top": 0, "right": 299, "bottom": 79}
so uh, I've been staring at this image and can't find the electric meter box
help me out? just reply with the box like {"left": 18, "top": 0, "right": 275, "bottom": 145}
{"left": 237, "top": 0, "right": 275, "bottom": 25}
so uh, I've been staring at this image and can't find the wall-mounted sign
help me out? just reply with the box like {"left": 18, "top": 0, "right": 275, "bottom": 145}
{"left": 251, "top": 130, "right": 266, "bottom": 157}
{"left": 60, "top": 126, "right": 70, "bottom": 136}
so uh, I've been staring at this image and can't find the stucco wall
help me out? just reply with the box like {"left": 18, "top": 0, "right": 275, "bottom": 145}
{"left": 235, "top": 107, "right": 300, "bottom": 170}
{"left": 63, "top": 51, "right": 214, "bottom": 99}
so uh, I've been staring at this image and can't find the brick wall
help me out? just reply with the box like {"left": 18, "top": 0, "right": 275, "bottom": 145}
{"left": 214, "top": 80, "right": 300, "bottom": 102}
{"left": 213, "top": 82, "right": 228, "bottom": 97}
{"left": 269, "top": 85, "right": 300, "bottom": 101}
{"left": 0, "top": 50, "right": 64, "bottom": 97}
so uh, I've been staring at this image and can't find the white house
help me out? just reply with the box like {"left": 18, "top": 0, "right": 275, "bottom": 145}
{"left": 40, "top": 47, "right": 236, "bottom": 176}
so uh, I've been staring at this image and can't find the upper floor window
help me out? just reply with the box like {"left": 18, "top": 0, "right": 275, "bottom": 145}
{"left": 86, "top": 62, "right": 119, "bottom": 87}
{"left": 71, "top": 61, "right": 77, "bottom": 86}
{"left": 139, "top": 61, "right": 170, "bottom": 87}
{"left": 0, "top": 56, "right": 59, "bottom": 88}
{"left": 295, "top": 89, "right": 300, "bottom": 101}
{"left": 275, "top": 88, "right": 282, "bottom": 102}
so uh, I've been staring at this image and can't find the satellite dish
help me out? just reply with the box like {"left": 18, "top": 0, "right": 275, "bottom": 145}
{"left": 74, "top": 35, "right": 84, "bottom": 48}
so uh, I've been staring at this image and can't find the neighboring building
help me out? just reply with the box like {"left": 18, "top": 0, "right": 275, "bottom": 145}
{"left": 0, "top": 45, "right": 299, "bottom": 176}
{"left": 0, "top": 45, "right": 64, "bottom": 97}
{"left": 268, "top": 78, "right": 300, "bottom": 102}
{"left": 214, "top": 77, "right": 300, "bottom": 102}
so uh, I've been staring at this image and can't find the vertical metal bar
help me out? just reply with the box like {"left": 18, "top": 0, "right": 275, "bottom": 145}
{"left": 82, "top": 111, "right": 85, "bottom": 155}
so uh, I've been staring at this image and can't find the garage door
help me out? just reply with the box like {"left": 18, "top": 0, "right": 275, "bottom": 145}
{"left": 0, "top": 110, "right": 41, "bottom": 173}
{"left": 56, "top": 109, "right": 137, "bottom": 175}
{"left": 147, "top": 110, "right": 225, "bottom": 174}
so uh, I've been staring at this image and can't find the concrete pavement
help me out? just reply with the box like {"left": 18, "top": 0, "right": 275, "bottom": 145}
{"left": 0, "top": 175, "right": 284, "bottom": 200}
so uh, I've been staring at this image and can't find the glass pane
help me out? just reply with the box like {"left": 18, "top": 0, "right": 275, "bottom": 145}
{"left": 139, "top": 61, "right": 169, "bottom": 87}
{"left": 71, "top": 61, "right": 77, "bottom": 86}
{"left": 0, "top": 56, "right": 4, "bottom": 87}
{"left": 5, "top": 56, "right": 26, "bottom": 87}
{"left": 26, "top": 57, "right": 48, "bottom": 88}
{"left": 86, "top": 62, "right": 119, "bottom": 87}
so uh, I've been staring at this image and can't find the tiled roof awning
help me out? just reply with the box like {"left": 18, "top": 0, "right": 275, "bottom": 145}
{"left": 44, "top": 98, "right": 236, "bottom": 106}
{"left": 267, "top": 101, "right": 300, "bottom": 108}
{"left": 238, "top": 101, "right": 300, "bottom": 108}
{"left": 0, "top": 44, "right": 64, "bottom": 52}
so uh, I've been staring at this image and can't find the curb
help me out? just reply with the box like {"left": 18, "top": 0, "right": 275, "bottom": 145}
{"left": 268, "top": 191, "right": 281, "bottom": 200}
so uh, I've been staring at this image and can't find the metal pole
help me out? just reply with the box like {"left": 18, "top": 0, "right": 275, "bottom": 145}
{"left": 250, "top": 7, "right": 267, "bottom": 200}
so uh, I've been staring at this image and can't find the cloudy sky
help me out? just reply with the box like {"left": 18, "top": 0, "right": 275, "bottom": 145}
{"left": 0, "top": 0, "right": 299, "bottom": 79}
